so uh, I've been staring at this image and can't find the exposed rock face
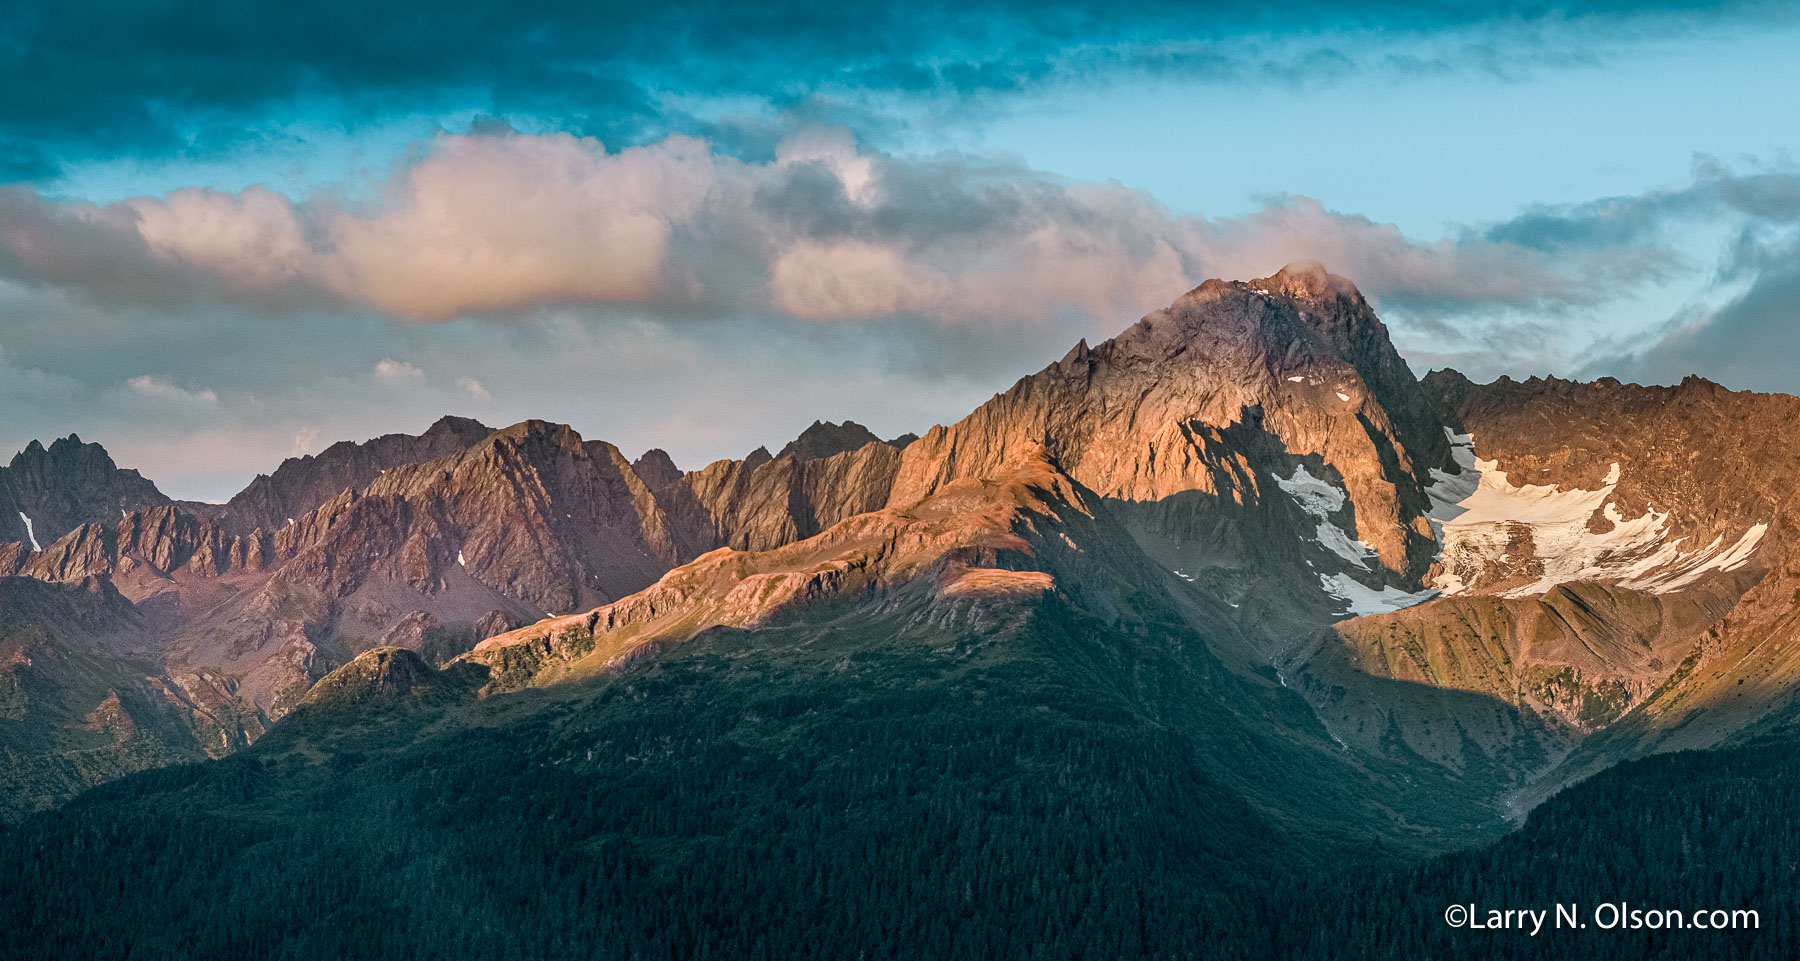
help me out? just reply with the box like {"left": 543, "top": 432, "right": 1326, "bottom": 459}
{"left": 629, "top": 449, "right": 683, "bottom": 491}
{"left": 464, "top": 264, "right": 1468, "bottom": 689}
{"left": 656, "top": 441, "right": 906, "bottom": 558}
{"left": 463, "top": 446, "right": 1163, "bottom": 693}
{"left": 1268, "top": 370, "right": 1795, "bottom": 794}
{"left": 1305, "top": 579, "right": 1751, "bottom": 776}
{"left": 0, "top": 435, "right": 171, "bottom": 548}
{"left": 875, "top": 263, "right": 1458, "bottom": 654}
{"left": 0, "top": 263, "right": 1475, "bottom": 817}
{"left": 223, "top": 415, "right": 493, "bottom": 535}
{"left": 776, "top": 420, "right": 885, "bottom": 462}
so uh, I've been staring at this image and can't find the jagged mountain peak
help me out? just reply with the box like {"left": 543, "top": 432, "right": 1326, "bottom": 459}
{"left": 481, "top": 418, "right": 583, "bottom": 447}
{"left": 631, "top": 448, "right": 683, "bottom": 490}
{"left": 421, "top": 414, "right": 490, "bottom": 439}
{"left": 1152, "top": 261, "right": 1383, "bottom": 363}
{"left": 889, "top": 268, "right": 1455, "bottom": 582}
{"left": 0, "top": 434, "right": 171, "bottom": 549}
{"left": 10, "top": 433, "right": 119, "bottom": 471}
{"left": 776, "top": 420, "right": 885, "bottom": 462}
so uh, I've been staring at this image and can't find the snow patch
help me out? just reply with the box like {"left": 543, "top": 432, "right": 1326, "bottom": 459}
{"left": 18, "top": 513, "right": 40, "bottom": 552}
{"left": 1425, "top": 433, "right": 1767, "bottom": 596}
{"left": 1286, "top": 375, "right": 1306, "bottom": 383}
{"left": 1335, "top": 391, "right": 1351, "bottom": 402}
{"left": 1276, "top": 465, "right": 1377, "bottom": 569}
{"left": 457, "top": 550, "right": 467, "bottom": 567}
{"left": 1319, "top": 573, "right": 1438, "bottom": 617}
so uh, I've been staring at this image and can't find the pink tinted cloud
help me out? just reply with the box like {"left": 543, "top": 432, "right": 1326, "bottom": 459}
{"left": 0, "top": 129, "right": 1668, "bottom": 328}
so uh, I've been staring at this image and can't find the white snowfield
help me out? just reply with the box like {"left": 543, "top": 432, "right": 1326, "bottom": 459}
{"left": 1426, "top": 430, "right": 1766, "bottom": 598}
{"left": 1303, "top": 428, "right": 1769, "bottom": 619}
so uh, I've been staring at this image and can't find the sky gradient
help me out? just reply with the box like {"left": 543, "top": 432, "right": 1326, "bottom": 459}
{"left": 3, "top": 1, "right": 1799, "bottom": 500}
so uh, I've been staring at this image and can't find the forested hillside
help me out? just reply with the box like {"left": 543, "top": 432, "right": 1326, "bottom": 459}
{"left": 3, "top": 590, "right": 1793, "bottom": 960}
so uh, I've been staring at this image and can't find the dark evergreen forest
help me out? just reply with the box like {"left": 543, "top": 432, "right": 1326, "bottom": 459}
{"left": 2, "top": 608, "right": 1793, "bottom": 961}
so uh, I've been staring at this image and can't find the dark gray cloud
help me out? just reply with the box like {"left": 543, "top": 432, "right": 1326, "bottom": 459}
{"left": 1581, "top": 230, "right": 1800, "bottom": 391}
{"left": 1483, "top": 157, "right": 1800, "bottom": 254}
{"left": 3, "top": 0, "right": 1791, "bottom": 179}
{"left": 1485, "top": 160, "right": 1800, "bottom": 391}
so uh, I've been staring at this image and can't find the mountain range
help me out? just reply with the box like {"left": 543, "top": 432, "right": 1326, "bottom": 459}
{"left": 2, "top": 262, "right": 1795, "bottom": 958}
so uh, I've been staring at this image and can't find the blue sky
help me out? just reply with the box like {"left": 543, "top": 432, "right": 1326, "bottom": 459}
{"left": 3, "top": 1, "right": 1799, "bottom": 499}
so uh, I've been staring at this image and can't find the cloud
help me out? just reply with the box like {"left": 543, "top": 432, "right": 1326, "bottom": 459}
{"left": 289, "top": 427, "right": 320, "bottom": 458}
{"left": 0, "top": 128, "right": 1679, "bottom": 333}
{"left": 2, "top": 0, "right": 1789, "bottom": 179}
{"left": 373, "top": 358, "right": 425, "bottom": 381}
{"left": 1582, "top": 230, "right": 1800, "bottom": 391}
{"left": 1483, "top": 156, "right": 1800, "bottom": 255}
{"left": 126, "top": 375, "right": 219, "bottom": 404}
{"left": 457, "top": 377, "right": 492, "bottom": 401}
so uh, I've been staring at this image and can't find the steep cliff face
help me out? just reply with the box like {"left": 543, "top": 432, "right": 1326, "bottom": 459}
{"left": 1274, "top": 371, "right": 1791, "bottom": 795}
{"left": 875, "top": 263, "right": 1458, "bottom": 650}
{"left": 775, "top": 420, "right": 886, "bottom": 462}
{"left": 656, "top": 441, "right": 907, "bottom": 558}
{"left": 0, "top": 414, "right": 926, "bottom": 760}
{"left": 0, "top": 435, "right": 171, "bottom": 549}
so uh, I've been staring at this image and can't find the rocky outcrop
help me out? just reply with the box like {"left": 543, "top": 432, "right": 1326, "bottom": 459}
{"left": 656, "top": 441, "right": 906, "bottom": 558}
{"left": 1316, "top": 578, "right": 1748, "bottom": 768}
{"left": 1281, "top": 370, "right": 1798, "bottom": 792}
{"left": 30, "top": 261, "right": 1800, "bottom": 826}
{"left": 0, "top": 435, "right": 171, "bottom": 549}
{"left": 852, "top": 263, "right": 1463, "bottom": 656}
{"left": 629, "top": 449, "right": 683, "bottom": 491}
{"left": 296, "top": 646, "right": 481, "bottom": 711}
{"left": 17, "top": 506, "right": 272, "bottom": 595}
{"left": 1407, "top": 369, "right": 1800, "bottom": 798}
